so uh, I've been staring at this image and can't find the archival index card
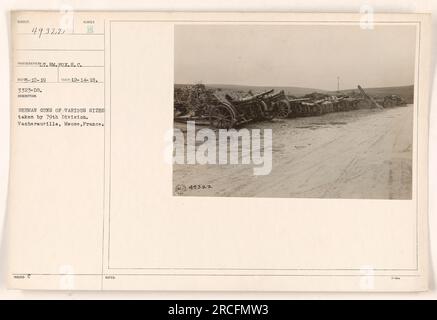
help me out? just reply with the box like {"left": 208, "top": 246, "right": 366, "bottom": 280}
{"left": 7, "top": 11, "right": 431, "bottom": 291}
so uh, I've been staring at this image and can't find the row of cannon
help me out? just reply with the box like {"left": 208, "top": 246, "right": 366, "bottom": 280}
{"left": 174, "top": 84, "right": 407, "bottom": 129}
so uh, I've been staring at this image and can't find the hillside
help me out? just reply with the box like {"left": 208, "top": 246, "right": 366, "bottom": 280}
{"left": 334, "top": 85, "right": 414, "bottom": 103}
{"left": 175, "top": 83, "right": 414, "bottom": 103}
{"left": 175, "top": 83, "right": 328, "bottom": 97}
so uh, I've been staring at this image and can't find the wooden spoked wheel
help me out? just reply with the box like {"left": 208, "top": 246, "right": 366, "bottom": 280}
{"left": 275, "top": 100, "right": 290, "bottom": 119}
{"left": 258, "top": 100, "right": 277, "bottom": 120}
{"left": 209, "top": 104, "right": 235, "bottom": 129}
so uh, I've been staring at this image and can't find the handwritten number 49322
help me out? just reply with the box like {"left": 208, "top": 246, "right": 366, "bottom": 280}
{"left": 31, "top": 27, "right": 66, "bottom": 38}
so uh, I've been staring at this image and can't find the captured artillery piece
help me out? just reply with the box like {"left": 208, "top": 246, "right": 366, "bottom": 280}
{"left": 380, "top": 94, "right": 407, "bottom": 108}
{"left": 275, "top": 97, "right": 329, "bottom": 118}
{"left": 209, "top": 89, "right": 281, "bottom": 129}
{"left": 261, "top": 90, "right": 291, "bottom": 119}
{"left": 276, "top": 89, "right": 371, "bottom": 119}
{"left": 334, "top": 96, "right": 363, "bottom": 111}
{"left": 276, "top": 97, "right": 311, "bottom": 118}
{"left": 277, "top": 96, "right": 344, "bottom": 118}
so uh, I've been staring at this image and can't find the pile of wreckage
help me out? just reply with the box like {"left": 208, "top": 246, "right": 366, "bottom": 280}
{"left": 174, "top": 84, "right": 407, "bottom": 129}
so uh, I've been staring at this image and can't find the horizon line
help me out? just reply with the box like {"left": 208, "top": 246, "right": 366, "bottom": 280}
{"left": 174, "top": 82, "right": 415, "bottom": 92}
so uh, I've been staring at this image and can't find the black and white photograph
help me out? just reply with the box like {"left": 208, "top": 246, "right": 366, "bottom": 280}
{"left": 173, "top": 24, "right": 416, "bottom": 199}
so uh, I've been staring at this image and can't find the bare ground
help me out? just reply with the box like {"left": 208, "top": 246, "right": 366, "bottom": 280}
{"left": 173, "top": 105, "right": 413, "bottom": 199}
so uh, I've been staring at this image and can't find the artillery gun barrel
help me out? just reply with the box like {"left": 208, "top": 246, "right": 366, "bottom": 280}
{"left": 313, "top": 99, "right": 327, "bottom": 104}
{"left": 357, "top": 85, "right": 383, "bottom": 109}
{"left": 251, "top": 89, "right": 275, "bottom": 99}
{"left": 288, "top": 97, "right": 311, "bottom": 102}
{"left": 357, "top": 85, "right": 371, "bottom": 99}
{"left": 227, "top": 89, "right": 275, "bottom": 103}
{"left": 262, "top": 90, "right": 286, "bottom": 100}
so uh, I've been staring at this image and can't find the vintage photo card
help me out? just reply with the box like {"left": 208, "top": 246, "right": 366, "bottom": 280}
{"left": 7, "top": 11, "right": 430, "bottom": 291}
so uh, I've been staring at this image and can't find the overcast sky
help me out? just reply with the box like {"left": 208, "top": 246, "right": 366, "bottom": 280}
{"left": 174, "top": 24, "right": 416, "bottom": 91}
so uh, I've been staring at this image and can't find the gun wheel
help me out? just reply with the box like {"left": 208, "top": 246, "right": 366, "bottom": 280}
{"left": 209, "top": 105, "right": 235, "bottom": 129}
{"left": 259, "top": 100, "right": 277, "bottom": 120}
{"left": 276, "top": 100, "right": 290, "bottom": 119}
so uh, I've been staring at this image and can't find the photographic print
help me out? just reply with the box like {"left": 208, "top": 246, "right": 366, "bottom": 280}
{"left": 173, "top": 24, "right": 416, "bottom": 199}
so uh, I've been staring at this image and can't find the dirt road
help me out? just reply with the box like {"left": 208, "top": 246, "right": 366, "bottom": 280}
{"left": 173, "top": 105, "right": 413, "bottom": 199}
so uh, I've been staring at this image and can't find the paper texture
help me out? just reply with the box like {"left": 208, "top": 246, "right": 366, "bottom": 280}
{"left": 7, "top": 11, "right": 430, "bottom": 291}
